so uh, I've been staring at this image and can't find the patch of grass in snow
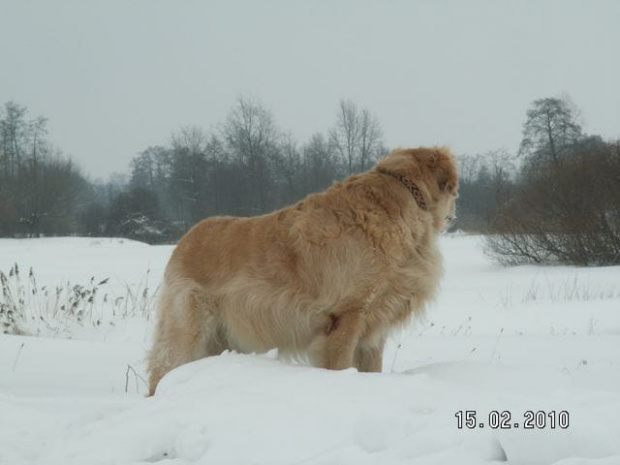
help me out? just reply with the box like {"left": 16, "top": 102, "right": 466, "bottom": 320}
{"left": 0, "top": 263, "right": 158, "bottom": 338}
{"left": 500, "top": 273, "right": 620, "bottom": 308}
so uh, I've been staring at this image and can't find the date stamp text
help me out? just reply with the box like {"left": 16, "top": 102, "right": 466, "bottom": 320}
{"left": 455, "top": 410, "right": 569, "bottom": 430}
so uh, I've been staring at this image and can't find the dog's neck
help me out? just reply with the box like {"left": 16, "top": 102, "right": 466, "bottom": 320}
{"left": 377, "top": 168, "right": 428, "bottom": 211}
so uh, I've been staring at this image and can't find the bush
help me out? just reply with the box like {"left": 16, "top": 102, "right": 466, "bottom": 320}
{"left": 486, "top": 141, "right": 620, "bottom": 265}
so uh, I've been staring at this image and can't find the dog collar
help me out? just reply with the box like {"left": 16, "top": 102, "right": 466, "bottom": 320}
{"left": 377, "top": 168, "right": 428, "bottom": 211}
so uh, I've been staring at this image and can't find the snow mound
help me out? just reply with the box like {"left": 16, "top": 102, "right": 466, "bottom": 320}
{"left": 3, "top": 351, "right": 619, "bottom": 465}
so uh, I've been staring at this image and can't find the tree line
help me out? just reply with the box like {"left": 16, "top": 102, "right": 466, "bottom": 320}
{"left": 1, "top": 95, "right": 618, "bottom": 265}
{"left": 0, "top": 102, "right": 90, "bottom": 237}
{"left": 0, "top": 98, "right": 386, "bottom": 242}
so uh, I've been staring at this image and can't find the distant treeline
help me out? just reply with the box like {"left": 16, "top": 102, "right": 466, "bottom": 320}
{"left": 0, "top": 98, "right": 387, "bottom": 242}
{"left": 1, "top": 96, "right": 619, "bottom": 265}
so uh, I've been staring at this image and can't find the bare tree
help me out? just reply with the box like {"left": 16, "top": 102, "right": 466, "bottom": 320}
{"left": 358, "top": 108, "right": 383, "bottom": 172}
{"left": 303, "top": 133, "right": 338, "bottom": 195}
{"left": 1, "top": 102, "right": 28, "bottom": 176}
{"left": 329, "top": 99, "right": 384, "bottom": 175}
{"left": 519, "top": 95, "right": 583, "bottom": 168}
{"left": 205, "top": 135, "right": 226, "bottom": 215}
{"left": 278, "top": 133, "right": 303, "bottom": 206}
{"left": 223, "top": 96, "right": 281, "bottom": 214}
{"left": 455, "top": 150, "right": 516, "bottom": 232}
{"left": 329, "top": 99, "right": 360, "bottom": 175}
{"left": 169, "top": 126, "right": 209, "bottom": 225}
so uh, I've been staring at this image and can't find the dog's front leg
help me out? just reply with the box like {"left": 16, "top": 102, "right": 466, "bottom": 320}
{"left": 354, "top": 338, "right": 385, "bottom": 372}
{"left": 320, "top": 307, "right": 364, "bottom": 370}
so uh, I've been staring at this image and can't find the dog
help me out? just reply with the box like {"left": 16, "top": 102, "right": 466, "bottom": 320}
{"left": 147, "top": 146, "right": 458, "bottom": 395}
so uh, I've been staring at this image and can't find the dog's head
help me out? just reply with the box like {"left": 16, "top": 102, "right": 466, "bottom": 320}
{"left": 375, "top": 147, "right": 459, "bottom": 231}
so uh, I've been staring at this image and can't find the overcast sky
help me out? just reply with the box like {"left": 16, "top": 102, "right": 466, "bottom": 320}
{"left": 1, "top": 1, "right": 619, "bottom": 179}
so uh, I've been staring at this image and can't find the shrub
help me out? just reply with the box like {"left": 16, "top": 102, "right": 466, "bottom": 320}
{"left": 486, "top": 140, "right": 620, "bottom": 265}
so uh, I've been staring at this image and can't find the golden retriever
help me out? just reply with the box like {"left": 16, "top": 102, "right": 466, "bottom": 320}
{"left": 147, "top": 147, "right": 458, "bottom": 395}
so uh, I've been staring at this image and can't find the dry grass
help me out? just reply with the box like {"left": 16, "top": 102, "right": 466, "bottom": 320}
{"left": 0, "top": 263, "right": 159, "bottom": 337}
{"left": 499, "top": 273, "right": 620, "bottom": 308}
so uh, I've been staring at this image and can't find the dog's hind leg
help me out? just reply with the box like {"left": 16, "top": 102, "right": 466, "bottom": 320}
{"left": 147, "top": 282, "right": 224, "bottom": 396}
{"left": 354, "top": 337, "right": 385, "bottom": 372}
{"left": 314, "top": 301, "right": 364, "bottom": 371}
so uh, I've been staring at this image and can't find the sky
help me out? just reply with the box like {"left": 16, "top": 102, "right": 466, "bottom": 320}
{"left": 1, "top": 0, "right": 619, "bottom": 179}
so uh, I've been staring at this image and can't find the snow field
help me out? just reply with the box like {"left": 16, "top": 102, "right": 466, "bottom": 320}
{"left": 1, "top": 236, "right": 619, "bottom": 464}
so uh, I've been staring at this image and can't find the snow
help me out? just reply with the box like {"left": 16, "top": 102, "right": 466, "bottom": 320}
{"left": 1, "top": 236, "right": 619, "bottom": 464}
{"left": 0, "top": 236, "right": 173, "bottom": 297}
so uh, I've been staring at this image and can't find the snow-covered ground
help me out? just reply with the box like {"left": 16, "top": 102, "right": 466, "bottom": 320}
{"left": 1, "top": 236, "right": 619, "bottom": 465}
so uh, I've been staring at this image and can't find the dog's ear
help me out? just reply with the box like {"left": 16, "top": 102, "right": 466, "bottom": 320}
{"left": 428, "top": 148, "right": 458, "bottom": 194}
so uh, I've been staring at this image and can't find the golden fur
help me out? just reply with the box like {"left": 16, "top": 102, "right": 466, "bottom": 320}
{"left": 147, "top": 147, "right": 458, "bottom": 395}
